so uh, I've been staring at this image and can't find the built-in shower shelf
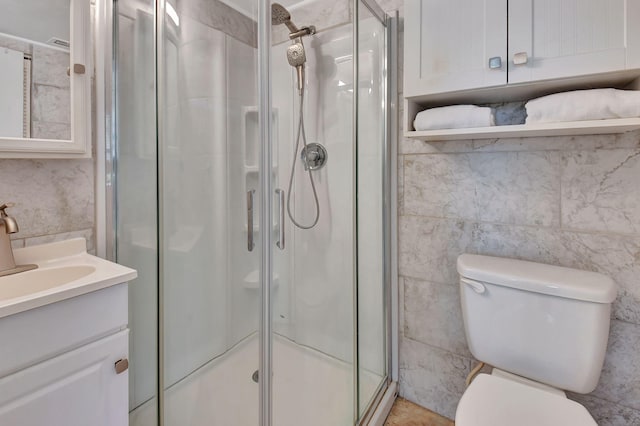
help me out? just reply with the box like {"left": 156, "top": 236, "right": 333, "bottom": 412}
{"left": 243, "top": 270, "right": 280, "bottom": 290}
{"left": 404, "top": 117, "right": 640, "bottom": 141}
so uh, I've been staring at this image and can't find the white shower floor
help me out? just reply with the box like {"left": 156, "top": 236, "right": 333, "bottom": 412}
{"left": 130, "top": 335, "right": 384, "bottom": 426}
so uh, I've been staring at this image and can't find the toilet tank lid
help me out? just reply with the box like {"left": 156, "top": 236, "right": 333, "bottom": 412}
{"left": 457, "top": 254, "right": 617, "bottom": 303}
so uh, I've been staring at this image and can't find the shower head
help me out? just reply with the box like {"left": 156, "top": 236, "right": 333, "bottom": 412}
{"left": 287, "top": 42, "right": 306, "bottom": 93}
{"left": 271, "top": 3, "right": 300, "bottom": 33}
{"left": 286, "top": 42, "right": 306, "bottom": 67}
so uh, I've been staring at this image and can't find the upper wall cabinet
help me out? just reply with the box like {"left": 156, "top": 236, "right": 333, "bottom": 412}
{"left": 404, "top": 0, "right": 508, "bottom": 97}
{"left": 404, "top": 0, "right": 640, "bottom": 99}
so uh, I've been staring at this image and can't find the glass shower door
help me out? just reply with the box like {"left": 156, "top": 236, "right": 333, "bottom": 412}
{"left": 158, "top": 0, "right": 261, "bottom": 424}
{"left": 270, "top": 12, "right": 357, "bottom": 426}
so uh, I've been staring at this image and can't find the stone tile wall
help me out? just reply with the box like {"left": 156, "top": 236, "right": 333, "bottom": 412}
{"left": 2, "top": 159, "right": 95, "bottom": 253}
{"left": 379, "top": 1, "right": 640, "bottom": 424}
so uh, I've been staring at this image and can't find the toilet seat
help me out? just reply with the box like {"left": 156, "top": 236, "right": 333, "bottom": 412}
{"left": 455, "top": 373, "right": 597, "bottom": 426}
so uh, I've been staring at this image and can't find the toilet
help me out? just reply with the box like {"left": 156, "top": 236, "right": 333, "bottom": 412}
{"left": 455, "top": 254, "right": 617, "bottom": 426}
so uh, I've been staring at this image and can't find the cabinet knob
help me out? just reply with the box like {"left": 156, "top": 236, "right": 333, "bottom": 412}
{"left": 66, "top": 64, "right": 86, "bottom": 76}
{"left": 488, "top": 56, "right": 502, "bottom": 69}
{"left": 513, "top": 52, "right": 528, "bottom": 65}
{"left": 114, "top": 358, "right": 129, "bottom": 374}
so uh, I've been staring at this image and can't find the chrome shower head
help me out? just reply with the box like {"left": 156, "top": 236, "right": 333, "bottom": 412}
{"left": 271, "top": 3, "right": 300, "bottom": 33}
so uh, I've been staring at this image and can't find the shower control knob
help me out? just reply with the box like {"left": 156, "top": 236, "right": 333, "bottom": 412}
{"left": 301, "top": 143, "right": 327, "bottom": 171}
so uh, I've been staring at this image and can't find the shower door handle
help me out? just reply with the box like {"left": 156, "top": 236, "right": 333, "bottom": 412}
{"left": 247, "top": 190, "right": 255, "bottom": 252}
{"left": 276, "top": 189, "right": 285, "bottom": 250}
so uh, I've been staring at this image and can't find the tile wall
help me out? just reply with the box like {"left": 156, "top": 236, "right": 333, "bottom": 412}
{"left": 2, "top": 159, "right": 94, "bottom": 251}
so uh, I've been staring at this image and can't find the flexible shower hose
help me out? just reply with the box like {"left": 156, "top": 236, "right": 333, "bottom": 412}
{"left": 286, "top": 87, "right": 320, "bottom": 229}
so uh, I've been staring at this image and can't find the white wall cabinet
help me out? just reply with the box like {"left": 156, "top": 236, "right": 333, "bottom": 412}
{"left": 404, "top": 0, "right": 640, "bottom": 98}
{"left": 404, "top": 0, "right": 508, "bottom": 97}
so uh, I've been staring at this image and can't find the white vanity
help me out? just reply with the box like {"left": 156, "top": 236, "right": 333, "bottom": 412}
{"left": 0, "top": 238, "right": 136, "bottom": 425}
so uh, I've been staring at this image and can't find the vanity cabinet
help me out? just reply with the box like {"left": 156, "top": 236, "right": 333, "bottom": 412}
{"left": 0, "top": 281, "right": 131, "bottom": 426}
{"left": 404, "top": 0, "right": 640, "bottom": 98}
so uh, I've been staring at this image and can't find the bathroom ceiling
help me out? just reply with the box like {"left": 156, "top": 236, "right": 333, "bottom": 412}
{"left": 0, "top": 0, "right": 69, "bottom": 46}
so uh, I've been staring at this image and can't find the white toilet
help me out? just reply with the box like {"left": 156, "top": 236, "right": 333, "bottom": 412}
{"left": 455, "top": 254, "right": 617, "bottom": 426}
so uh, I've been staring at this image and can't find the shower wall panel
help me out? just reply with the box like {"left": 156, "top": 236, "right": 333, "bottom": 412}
{"left": 272, "top": 23, "right": 355, "bottom": 363}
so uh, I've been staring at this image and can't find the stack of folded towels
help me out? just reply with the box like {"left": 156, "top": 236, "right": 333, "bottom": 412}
{"left": 413, "top": 105, "right": 495, "bottom": 131}
{"left": 412, "top": 88, "right": 640, "bottom": 131}
{"left": 524, "top": 88, "right": 640, "bottom": 124}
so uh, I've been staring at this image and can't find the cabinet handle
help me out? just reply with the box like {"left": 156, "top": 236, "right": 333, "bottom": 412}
{"left": 488, "top": 56, "right": 502, "bottom": 69}
{"left": 114, "top": 358, "right": 129, "bottom": 374}
{"left": 513, "top": 52, "right": 528, "bottom": 65}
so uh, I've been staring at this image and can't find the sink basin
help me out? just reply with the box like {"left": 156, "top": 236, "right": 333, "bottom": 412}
{"left": 0, "top": 238, "right": 137, "bottom": 319}
{"left": 0, "top": 265, "right": 96, "bottom": 302}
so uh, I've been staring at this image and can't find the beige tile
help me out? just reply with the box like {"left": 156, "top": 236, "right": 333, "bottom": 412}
{"left": 385, "top": 397, "right": 454, "bottom": 426}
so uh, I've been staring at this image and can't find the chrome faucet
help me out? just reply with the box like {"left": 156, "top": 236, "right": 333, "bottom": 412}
{"left": 0, "top": 204, "right": 37, "bottom": 276}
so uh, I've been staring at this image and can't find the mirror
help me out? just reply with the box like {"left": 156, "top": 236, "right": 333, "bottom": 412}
{"left": 0, "top": 0, "right": 90, "bottom": 157}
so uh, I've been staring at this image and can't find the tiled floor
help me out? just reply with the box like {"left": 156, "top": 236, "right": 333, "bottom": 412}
{"left": 385, "top": 398, "right": 454, "bottom": 426}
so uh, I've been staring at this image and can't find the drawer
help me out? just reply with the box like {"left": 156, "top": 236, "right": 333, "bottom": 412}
{"left": 0, "top": 283, "right": 128, "bottom": 377}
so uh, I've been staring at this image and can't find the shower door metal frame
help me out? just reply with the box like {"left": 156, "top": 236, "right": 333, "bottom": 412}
{"left": 354, "top": 0, "right": 399, "bottom": 424}
{"left": 258, "top": 0, "right": 274, "bottom": 425}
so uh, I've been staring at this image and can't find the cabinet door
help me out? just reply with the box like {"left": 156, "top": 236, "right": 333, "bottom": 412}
{"left": 404, "top": 0, "right": 507, "bottom": 97}
{"left": 0, "top": 330, "right": 129, "bottom": 426}
{"left": 508, "top": 0, "right": 636, "bottom": 84}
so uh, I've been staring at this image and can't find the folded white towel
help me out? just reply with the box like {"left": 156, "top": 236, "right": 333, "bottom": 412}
{"left": 526, "top": 88, "right": 640, "bottom": 124}
{"left": 413, "top": 105, "right": 495, "bottom": 131}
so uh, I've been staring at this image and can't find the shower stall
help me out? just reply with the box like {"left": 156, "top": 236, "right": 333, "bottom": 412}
{"left": 109, "top": 0, "right": 396, "bottom": 424}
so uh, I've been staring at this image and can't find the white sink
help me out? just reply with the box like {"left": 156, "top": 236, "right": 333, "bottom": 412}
{"left": 0, "top": 238, "right": 136, "bottom": 318}
{"left": 0, "top": 265, "right": 97, "bottom": 302}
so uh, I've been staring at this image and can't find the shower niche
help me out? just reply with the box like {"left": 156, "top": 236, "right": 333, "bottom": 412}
{"left": 241, "top": 106, "right": 280, "bottom": 291}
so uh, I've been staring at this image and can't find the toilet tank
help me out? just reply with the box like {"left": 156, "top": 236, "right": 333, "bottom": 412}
{"left": 457, "top": 254, "right": 617, "bottom": 394}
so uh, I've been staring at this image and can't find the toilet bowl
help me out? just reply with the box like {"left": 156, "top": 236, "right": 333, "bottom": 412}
{"left": 456, "top": 372, "right": 597, "bottom": 426}
{"left": 455, "top": 254, "right": 617, "bottom": 425}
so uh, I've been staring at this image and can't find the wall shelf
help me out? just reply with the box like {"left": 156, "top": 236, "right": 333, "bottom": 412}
{"left": 404, "top": 117, "right": 640, "bottom": 141}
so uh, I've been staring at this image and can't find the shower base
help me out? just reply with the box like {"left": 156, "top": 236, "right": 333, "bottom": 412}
{"left": 130, "top": 334, "right": 383, "bottom": 425}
